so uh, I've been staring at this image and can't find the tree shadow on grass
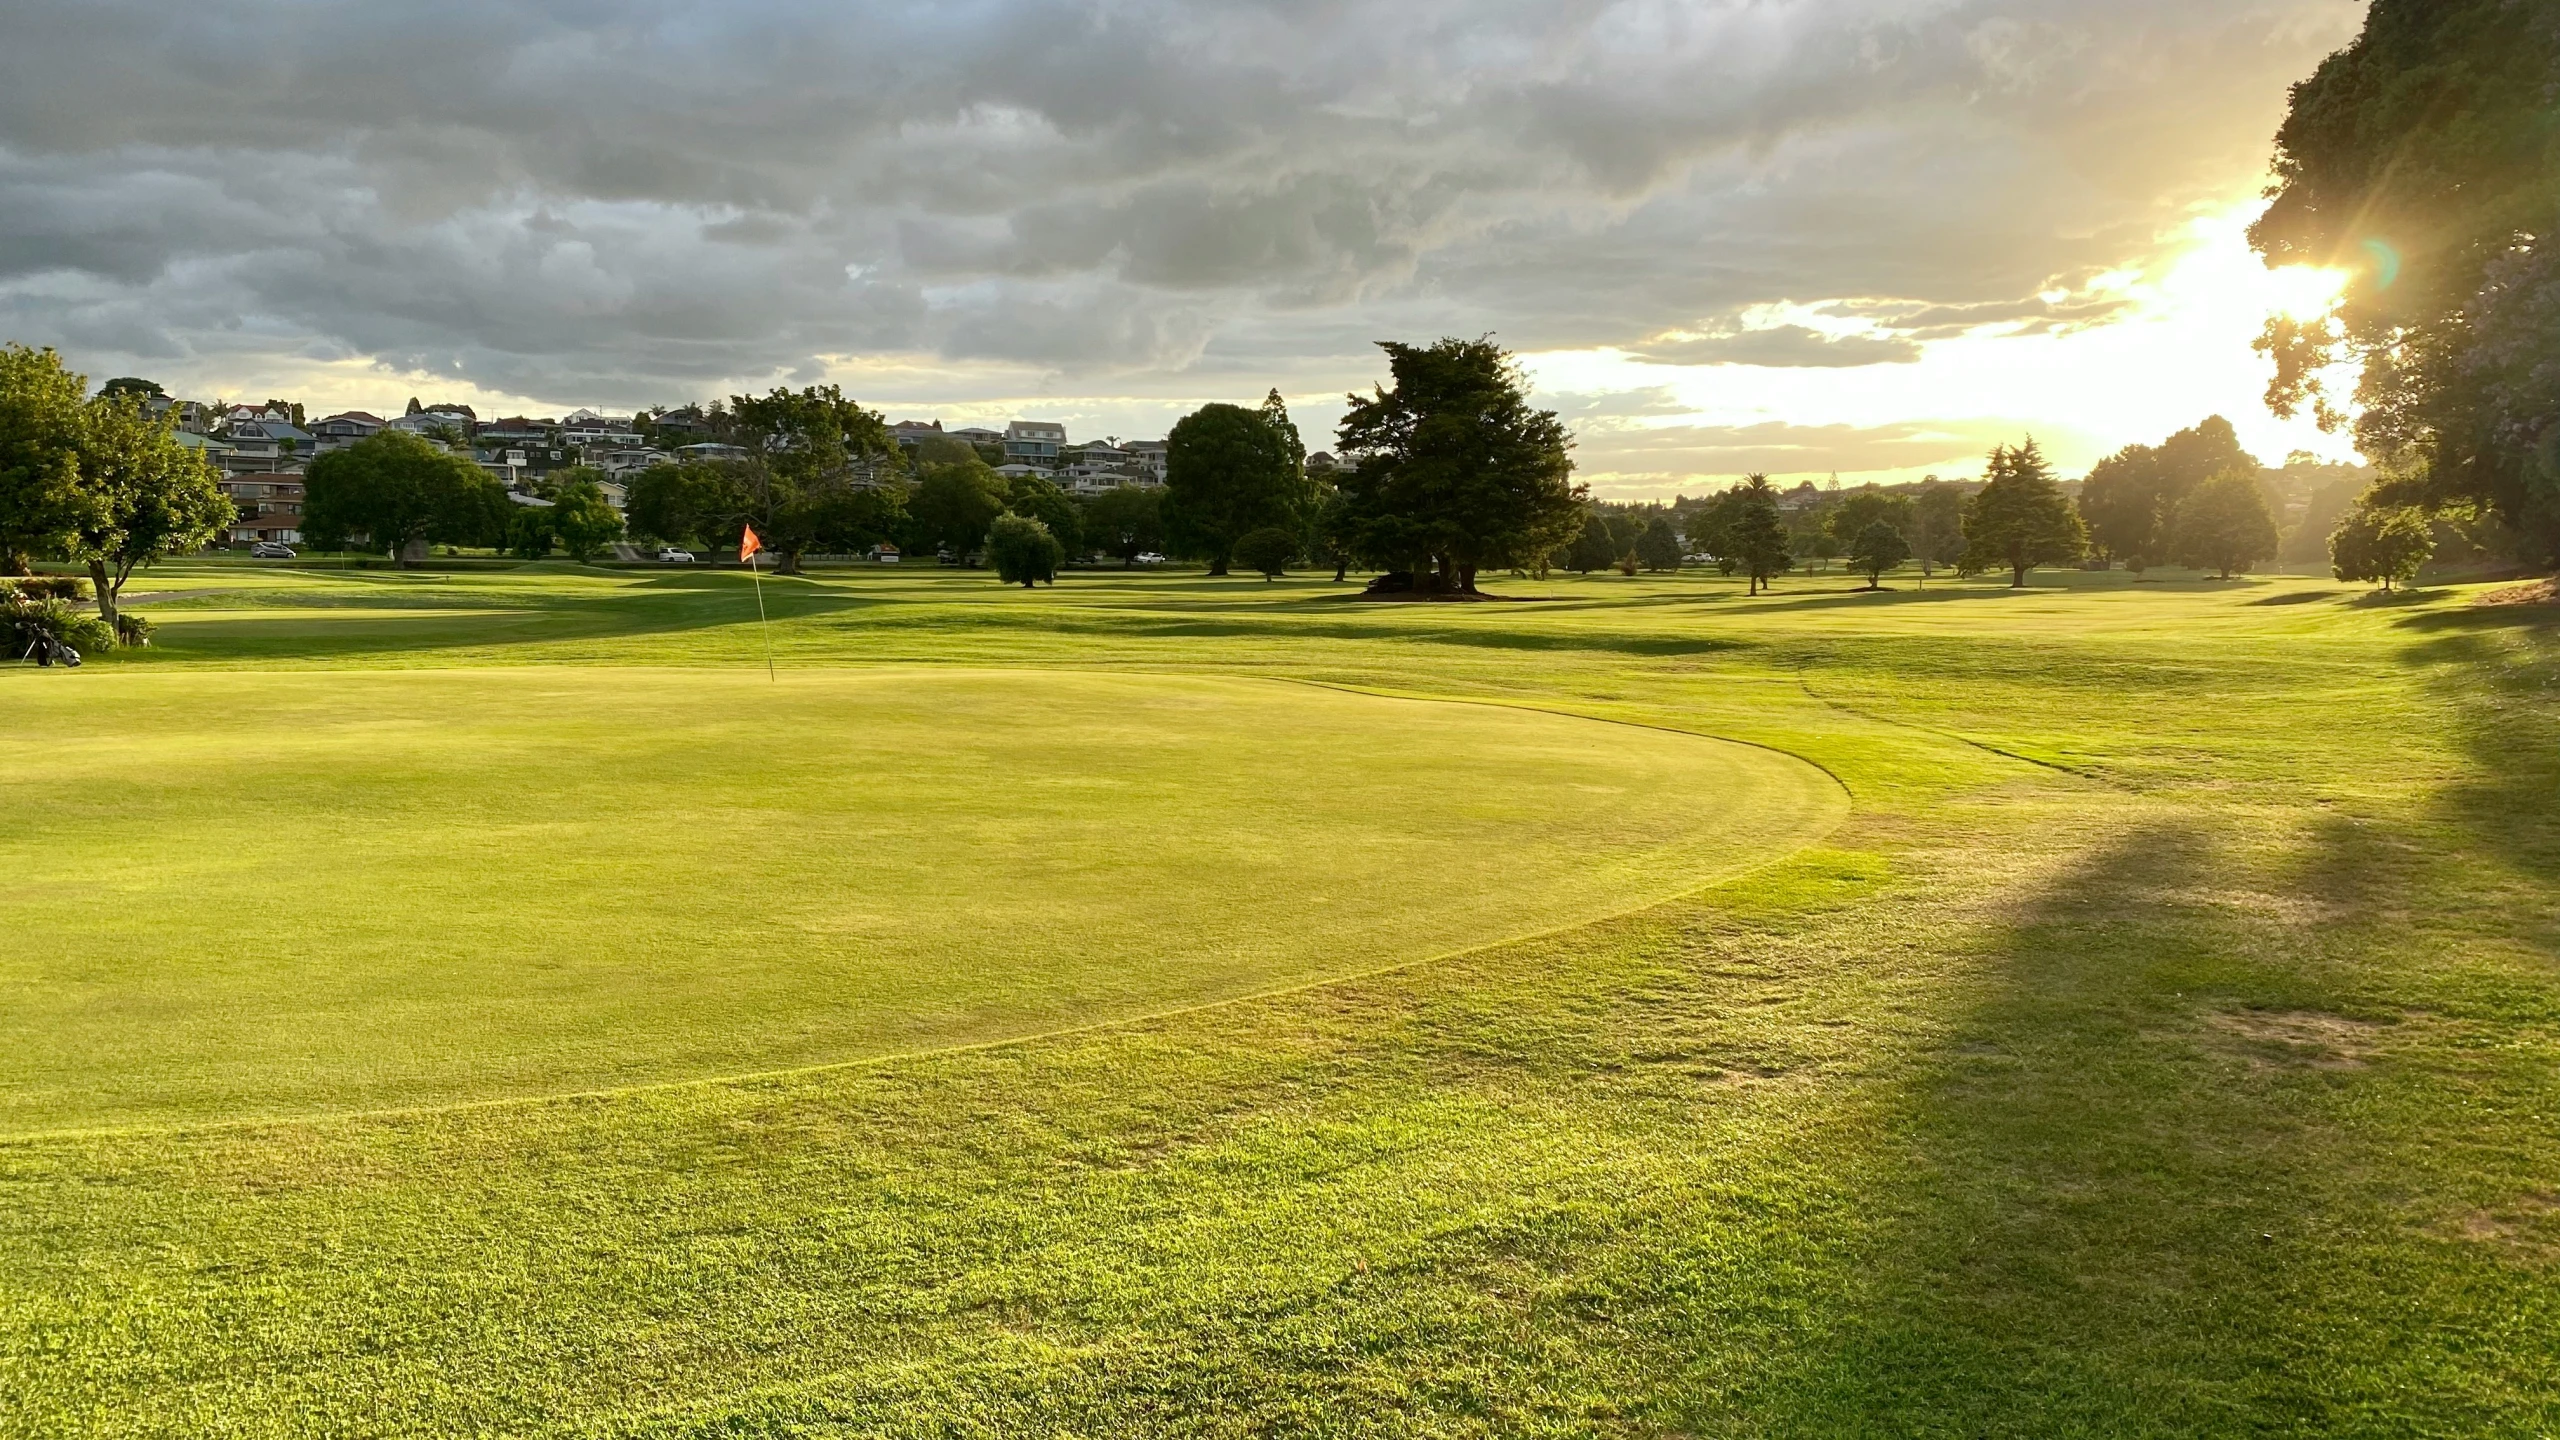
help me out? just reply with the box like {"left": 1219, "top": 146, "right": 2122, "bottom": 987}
{"left": 1713, "top": 787, "right": 2560, "bottom": 1435}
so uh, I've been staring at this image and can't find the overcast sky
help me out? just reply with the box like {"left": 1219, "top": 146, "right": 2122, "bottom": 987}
{"left": 0, "top": 0, "right": 2367, "bottom": 494}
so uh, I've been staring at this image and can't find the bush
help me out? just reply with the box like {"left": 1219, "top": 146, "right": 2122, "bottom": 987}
{"left": 985, "top": 513, "right": 1064, "bottom": 587}
{"left": 1233, "top": 526, "right": 1298, "bottom": 580}
{"left": 2, "top": 593, "right": 114, "bottom": 658}
{"left": 115, "top": 612, "right": 154, "bottom": 648}
{"left": 0, "top": 575, "right": 90, "bottom": 601}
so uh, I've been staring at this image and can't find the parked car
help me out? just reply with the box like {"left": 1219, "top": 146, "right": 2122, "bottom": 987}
{"left": 655, "top": 547, "right": 695, "bottom": 563}
{"left": 248, "top": 542, "right": 296, "bottom": 559}
{"left": 1135, "top": 551, "right": 1168, "bottom": 565}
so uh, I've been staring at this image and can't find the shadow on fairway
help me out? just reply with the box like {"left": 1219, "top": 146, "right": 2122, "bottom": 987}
{"left": 1730, "top": 633, "right": 2560, "bottom": 1432}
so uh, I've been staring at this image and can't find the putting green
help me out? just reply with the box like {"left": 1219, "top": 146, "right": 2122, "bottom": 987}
{"left": 0, "top": 668, "right": 1841, "bottom": 1132}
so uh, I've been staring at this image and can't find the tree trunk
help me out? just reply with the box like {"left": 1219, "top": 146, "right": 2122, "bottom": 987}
{"left": 88, "top": 558, "right": 119, "bottom": 634}
{"left": 2010, "top": 562, "right": 2029, "bottom": 588}
{"left": 1333, "top": 562, "right": 1346, "bottom": 583}
{"left": 1458, "top": 564, "right": 1479, "bottom": 594}
{"left": 1207, "top": 557, "right": 1229, "bottom": 576}
{"left": 776, "top": 550, "right": 803, "bottom": 576}
{"left": 399, "top": 535, "right": 428, "bottom": 568}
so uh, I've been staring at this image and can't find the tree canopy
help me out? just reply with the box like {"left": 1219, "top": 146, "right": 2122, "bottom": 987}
{"left": 985, "top": 512, "right": 1063, "bottom": 587}
{"left": 2330, "top": 494, "right": 2435, "bottom": 590}
{"left": 1848, "top": 519, "right": 1911, "bottom": 589}
{"left": 2251, "top": 0, "right": 2560, "bottom": 560}
{"left": 303, "top": 430, "right": 511, "bottom": 564}
{"left": 1082, "top": 484, "right": 1165, "bottom": 568}
{"left": 1906, "top": 479, "right": 1967, "bottom": 579}
{"left": 1725, "top": 475, "right": 1794, "bottom": 594}
{"left": 2170, "top": 470, "right": 2283, "bottom": 579}
{"left": 1164, "top": 396, "right": 1308, "bottom": 575}
{"left": 1331, "top": 337, "right": 1582, "bottom": 594}
{"left": 907, "top": 460, "right": 1007, "bottom": 563}
{"left": 68, "top": 391, "right": 233, "bottom": 630}
{"left": 1635, "top": 515, "right": 1684, "bottom": 571}
{"left": 0, "top": 344, "right": 100, "bottom": 576}
{"left": 2080, "top": 416, "right": 2258, "bottom": 570}
{"left": 722, "top": 385, "right": 903, "bottom": 573}
{"left": 1959, "top": 439, "right": 2086, "bottom": 587}
{"left": 1233, "top": 525, "right": 1298, "bottom": 581}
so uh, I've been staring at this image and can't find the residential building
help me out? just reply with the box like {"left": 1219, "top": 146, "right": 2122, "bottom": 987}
{"left": 310, "top": 411, "right": 386, "bottom": 451}
{"left": 217, "top": 419, "right": 317, "bottom": 473}
{"left": 677, "top": 442, "right": 751, "bottom": 463}
{"left": 217, "top": 473, "right": 305, "bottom": 545}
{"left": 1004, "top": 420, "right": 1066, "bottom": 468}
{"left": 949, "top": 426, "right": 1004, "bottom": 448}
{"left": 1122, "top": 439, "right": 1169, "bottom": 482}
{"left": 889, "top": 419, "right": 946, "bottom": 451}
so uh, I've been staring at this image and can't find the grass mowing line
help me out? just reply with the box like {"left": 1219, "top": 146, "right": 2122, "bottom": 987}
{"left": 2, "top": 671, "right": 1846, "bottom": 1146}
{"left": 4, "top": 801, "right": 1841, "bottom": 1146}
{"left": 1790, "top": 667, "right": 2119, "bottom": 785}
{"left": 1274, "top": 672, "right": 1863, "bottom": 808}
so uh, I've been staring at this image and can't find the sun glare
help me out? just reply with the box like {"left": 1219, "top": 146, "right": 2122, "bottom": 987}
{"left": 2265, "top": 262, "right": 2350, "bottom": 323}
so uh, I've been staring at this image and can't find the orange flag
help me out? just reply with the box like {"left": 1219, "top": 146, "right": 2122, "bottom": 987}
{"left": 739, "top": 523, "right": 763, "bottom": 563}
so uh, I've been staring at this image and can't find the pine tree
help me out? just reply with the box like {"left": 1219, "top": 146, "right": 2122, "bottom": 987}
{"left": 1959, "top": 438, "right": 2086, "bottom": 587}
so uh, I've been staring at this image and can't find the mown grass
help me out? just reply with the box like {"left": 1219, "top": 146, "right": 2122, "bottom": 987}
{"left": 3, "top": 558, "right": 2556, "bottom": 1436}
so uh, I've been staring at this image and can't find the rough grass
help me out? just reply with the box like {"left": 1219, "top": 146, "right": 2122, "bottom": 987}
{"left": 4, "top": 558, "right": 2557, "bottom": 1437}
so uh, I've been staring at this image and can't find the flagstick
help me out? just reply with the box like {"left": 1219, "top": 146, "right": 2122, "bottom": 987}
{"left": 747, "top": 548, "right": 775, "bottom": 682}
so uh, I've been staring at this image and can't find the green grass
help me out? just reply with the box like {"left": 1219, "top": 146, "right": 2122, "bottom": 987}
{"left": 3, "top": 558, "right": 2556, "bottom": 1436}
{"left": 0, "top": 667, "right": 1835, "bottom": 1131}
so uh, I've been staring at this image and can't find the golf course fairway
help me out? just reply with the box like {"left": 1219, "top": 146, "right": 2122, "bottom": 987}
{"left": 0, "top": 667, "right": 1841, "bottom": 1133}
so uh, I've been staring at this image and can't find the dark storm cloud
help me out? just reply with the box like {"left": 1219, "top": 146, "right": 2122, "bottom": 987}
{"left": 0, "top": 0, "right": 2356, "bottom": 404}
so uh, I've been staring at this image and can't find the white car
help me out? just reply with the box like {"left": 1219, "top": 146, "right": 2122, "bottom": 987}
{"left": 1135, "top": 551, "right": 1168, "bottom": 564}
{"left": 248, "top": 542, "right": 296, "bottom": 559}
{"left": 655, "top": 547, "right": 696, "bottom": 563}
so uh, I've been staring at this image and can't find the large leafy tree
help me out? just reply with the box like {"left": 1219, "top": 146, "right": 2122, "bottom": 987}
{"left": 0, "top": 344, "right": 99, "bottom": 575}
{"left": 68, "top": 392, "right": 233, "bottom": 632}
{"left": 1848, "top": 520, "right": 1911, "bottom": 589}
{"left": 726, "top": 385, "right": 903, "bottom": 573}
{"left": 2079, "top": 416, "right": 2259, "bottom": 569}
{"left": 1727, "top": 475, "right": 1794, "bottom": 595}
{"left": 2331, "top": 494, "right": 2436, "bottom": 590}
{"left": 985, "top": 513, "right": 1063, "bottom": 587}
{"left": 1906, "top": 478, "right": 1967, "bottom": 580}
{"left": 1165, "top": 398, "right": 1308, "bottom": 575}
{"left": 907, "top": 459, "right": 1007, "bottom": 562}
{"left": 1565, "top": 513, "right": 1616, "bottom": 574}
{"left": 1826, "top": 489, "right": 1914, "bottom": 553}
{"left": 1082, "top": 484, "right": 1165, "bottom": 568}
{"left": 1332, "top": 337, "right": 1582, "bottom": 594}
{"left": 1635, "top": 515, "right": 1684, "bottom": 572}
{"left": 300, "top": 430, "right": 511, "bottom": 565}
{"left": 1682, "top": 489, "right": 1747, "bottom": 576}
{"left": 2170, "top": 470, "right": 2283, "bottom": 579}
{"left": 2250, "top": 0, "right": 2560, "bottom": 559}
{"left": 1959, "top": 439, "right": 2087, "bottom": 587}
{"left": 626, "top": 461, "right": 752, "bottom": 550}
{"left": 1003, "top": 471, "right": 1083, "bottom": 557}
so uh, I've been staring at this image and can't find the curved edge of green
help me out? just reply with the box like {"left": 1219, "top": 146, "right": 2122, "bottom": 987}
{"left": 4, "top": 668, "right": 1853, "bottom": 1145}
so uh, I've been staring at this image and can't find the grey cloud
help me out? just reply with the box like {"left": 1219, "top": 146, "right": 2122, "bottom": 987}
{"left": 0, "top": 0, "right": 2357, "bottom": 410}
{"left": 1628, "top": 325, "right": 1923, "bottom": 368}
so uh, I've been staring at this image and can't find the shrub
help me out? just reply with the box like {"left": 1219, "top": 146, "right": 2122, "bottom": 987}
{"left": 2, "top": 593, "right": 114, "bottom": 658}
{"left": 0, "top": 575, "right": 90, "bottom": 601}
{"left": 985, "top": 513, "right": 1064, "bottom": 587}
{"left": 1233, "top": 526, "right": 1298, "bottom": 580}
{"left": 115, "top": 612, "right": 154, "bottom": 647}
